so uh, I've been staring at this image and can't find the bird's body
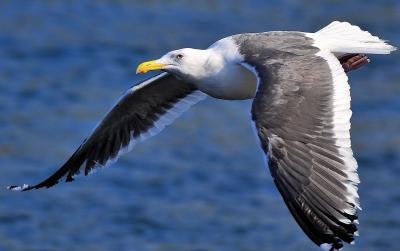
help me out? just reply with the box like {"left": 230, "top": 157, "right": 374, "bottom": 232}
{"left": 8, "top": 21, "right": 396, "bottom": 251}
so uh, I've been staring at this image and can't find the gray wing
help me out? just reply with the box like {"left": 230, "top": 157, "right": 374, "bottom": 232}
{"left": 8, "top": 73, "right": 206, "bottom": 191}
{"left": 237, "top": 33, "right": 359, "bottom": 251}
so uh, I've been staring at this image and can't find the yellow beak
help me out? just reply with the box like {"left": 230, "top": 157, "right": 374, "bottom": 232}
{"left": 136, "top": 60, "right": 166, "bottom": 74}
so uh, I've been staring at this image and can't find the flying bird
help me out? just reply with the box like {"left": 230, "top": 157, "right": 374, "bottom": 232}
{"left": 8, "top": 21, "right": 396, "bottom": 251}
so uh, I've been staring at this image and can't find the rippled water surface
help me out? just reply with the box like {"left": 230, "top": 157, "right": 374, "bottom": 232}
{"left": 1, "top": 1, "right": 399, "bottom": 250}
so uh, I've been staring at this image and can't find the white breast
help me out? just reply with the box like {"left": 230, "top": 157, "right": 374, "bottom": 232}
{"left": 196, "top": 63, "right": 257, "bottom": 100}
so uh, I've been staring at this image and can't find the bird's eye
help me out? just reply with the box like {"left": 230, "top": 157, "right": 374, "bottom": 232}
{"left": 176, "top": 54, "right": 183, "bottom": 60}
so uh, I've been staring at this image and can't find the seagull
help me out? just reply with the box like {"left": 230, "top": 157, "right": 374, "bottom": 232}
{"left": 8, "top": 21, "right": 396, "bottom": 251}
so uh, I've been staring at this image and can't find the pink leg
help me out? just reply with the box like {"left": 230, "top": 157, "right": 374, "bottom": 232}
{"left": 339, "top": 54, "right": 370, "bottom": 72}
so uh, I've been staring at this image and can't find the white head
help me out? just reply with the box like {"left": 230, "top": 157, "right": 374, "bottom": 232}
{"left": 136, "top": 39, "right": 257, "bottom": 100}
{"left": 136, "top": 48, "right": 223, "bottom": 82}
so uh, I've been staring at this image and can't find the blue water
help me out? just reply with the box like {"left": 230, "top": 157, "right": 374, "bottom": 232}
{"left": 1, "top": 1, "right": 399, "bottom": 250}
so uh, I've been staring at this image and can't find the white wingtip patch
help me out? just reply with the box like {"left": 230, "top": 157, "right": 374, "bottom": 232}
{"left": 7, "top": 184, "right": 29, "bottom": 191}
{"left": 320, "top": 243, "right": 333, "bottom": 251}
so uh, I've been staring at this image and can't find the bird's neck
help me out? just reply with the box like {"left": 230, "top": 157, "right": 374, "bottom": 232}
{"left": 192, "top": 48, "right": 257, "bottom": 100}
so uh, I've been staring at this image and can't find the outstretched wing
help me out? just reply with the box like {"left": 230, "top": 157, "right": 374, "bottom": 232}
{"left": 8, "top": 73, "right": 206, "bottom": 191}
{"left": 237, "top": 33, "right": 360, "bottom": 251}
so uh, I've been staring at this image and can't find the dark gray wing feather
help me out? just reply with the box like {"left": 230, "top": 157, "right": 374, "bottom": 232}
{"left": 236, "top": 32, "right": 359, "bottom": 250}
{"left": 8, "top": 73, "right": 206, "bottom": 191}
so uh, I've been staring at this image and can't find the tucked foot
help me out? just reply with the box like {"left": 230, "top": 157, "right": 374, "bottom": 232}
{"left": 339, "top": 54, "right": 370, "bottom": 72}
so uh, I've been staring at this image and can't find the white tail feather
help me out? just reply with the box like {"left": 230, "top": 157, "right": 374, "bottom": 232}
{"left": 311, "top": 21, "right": 396, "bottom": 55}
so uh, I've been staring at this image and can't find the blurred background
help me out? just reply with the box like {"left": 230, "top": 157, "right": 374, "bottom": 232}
{"left": 0, "top": 0, "right": 399, "bottom": 250}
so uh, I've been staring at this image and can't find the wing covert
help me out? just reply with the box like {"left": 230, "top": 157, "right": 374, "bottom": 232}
{"left": 238, "top": 32, "right": 360, "bottom": 250}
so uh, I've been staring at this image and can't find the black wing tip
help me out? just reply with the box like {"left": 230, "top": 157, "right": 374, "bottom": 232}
{"left": 6, "top": 184, "right": 34, "bottom": 192}
{"left": 6, "top": 175, "right": 73, "bottom": 192}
